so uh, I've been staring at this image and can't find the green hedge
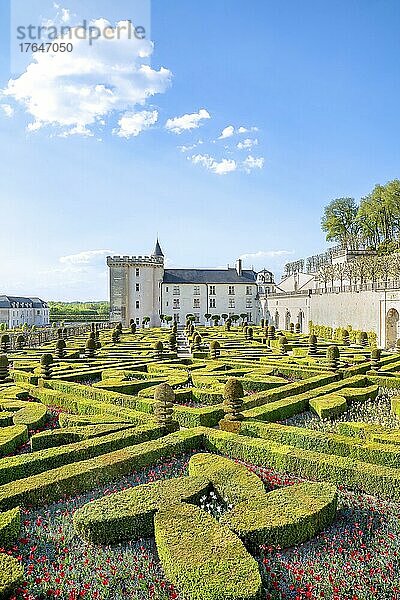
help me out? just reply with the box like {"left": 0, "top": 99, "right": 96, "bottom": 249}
{"left": 155, "top": 503, "right": 262, "bottom": 600}
{"left": 243, "top": 376, "right": 368, "bottom": 422}
{"left": 73, "top": 473, "right": 209, "bottom": 544}
{"left": 201, "top": 428, "right": 400, "bottom": 500}
{"left": 0, "top": 429, "right": 202, "bottom": 510}
{"left": 58, "top": 413, "right": 131, "bottom": 427}
{"left": 309, "top": 395, "right": 347, "bottom": 419}
{"left": 0, "top": 425, "right": 28, "bottom": 457}
{"left": 25, "top": 384, "right": 153, "bottom": 425}
{"left": 30, "top": 423, "right": 132, "bottom": 451}
{"left": 0, "top": 507, "right": 20, "bottom": 547}
{"left": 12, "top": 401, "right": 47, "bottom": 429}
{"left": 0, "top": 554, "right": 24, "bottom": 600}
{"left": 221, "top": 481, "right": 337, "bottom": 550}
{"left": 239, "top": 421, "right": 400, "bottom": 469}
{"left": 0, "top": 424, "right": 168, "bottom": 486}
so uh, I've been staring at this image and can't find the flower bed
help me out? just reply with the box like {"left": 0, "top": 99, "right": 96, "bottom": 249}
{"left": 1, "top": 455, "right": 399, "bottom": 600}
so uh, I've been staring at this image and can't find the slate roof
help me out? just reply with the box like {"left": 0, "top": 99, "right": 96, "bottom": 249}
{"left": 153, "top": 239, "right": 164, "bottom": 257}
{"left": 0, "top": 296, "right": 48, "bottom": 309}
{"left": 163, "top": 268, "right": 257, "bottom": 284}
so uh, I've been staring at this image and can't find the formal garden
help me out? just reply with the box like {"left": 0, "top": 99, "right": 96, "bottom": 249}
{"left": 1, "top": 319, "right": 400, "bottom": 599}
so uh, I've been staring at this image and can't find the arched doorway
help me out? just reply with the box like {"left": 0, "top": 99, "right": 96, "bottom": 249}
{"left": 285, "top": 311, "right": 291, "bottom": 330}
{"left": 275, "top": 310, "right": 280, "bottom": 329}
{"left": 386, "top": 308, "right": 399, "bottom": 348}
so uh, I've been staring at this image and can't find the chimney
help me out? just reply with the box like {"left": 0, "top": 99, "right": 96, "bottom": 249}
{"left": 235, "top": 258, "right": 242, "bottom": 276}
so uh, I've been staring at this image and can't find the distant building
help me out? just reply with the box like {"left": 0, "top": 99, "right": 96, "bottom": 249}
{"left": 107, "top": 240, "right": 274, "bottom": 326}
{"left": 0, "top": 296, "right": 49, "bottom": 328}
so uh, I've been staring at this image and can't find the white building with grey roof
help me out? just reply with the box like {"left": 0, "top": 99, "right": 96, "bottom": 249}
{"left": 0, "top": 296, "right": 49, "bottom": 328}
{"left": 107, "top": 240, "right": 275, "bottom": 326}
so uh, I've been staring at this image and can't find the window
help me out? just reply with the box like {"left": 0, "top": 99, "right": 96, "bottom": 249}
{"left": 173, "top": 286, "right": 180, "bottom": 295}
{"left": 209, "top": 285, "right": 216, "bottom": 295}
{"left": 228, "top": 298, "right": 235, "bottom": 309}
{"left": 175, "top": 314, "right": 180, "bottom": 323}
{"left": 209, "top": 298, "right": 216, "bottom": 309}
{"left": 136, "top": 283, "right": 140, "bottom": 292}
{"left": 228, "top": 286, "right": 235, "bottom": 295}
{"left": 246, "top": 299, "right": 252, "bottom": 309}
{"left": 136, "top": 301, "right": 140, "bottom": 309}
{"left": 136, "top": 317, "right": 140, "bottom": 325}
{"left": 135, "top": 268, "right": 140, "bottom": 277}
{"left": 166, "top": 287, "right": 169, "bottom": 293}
{"left": 193, "top": 298, "right": 200, "bottom": 308}
{"left": 246, "top": 286, "right": 252, "bottom": 295}
{"left": 194, "top": 313, "right": 200, "bottom": 323}
{"left": 193, "top": 286, "right": 200, "bottom": 295}
{"left": 247, "top": 312, "right": 252, "bottom": 322}
{"left": 173, "top": 299, "right": 180, "bottom": 309}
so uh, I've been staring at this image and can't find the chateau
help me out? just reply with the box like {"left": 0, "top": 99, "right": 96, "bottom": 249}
{"left": 0, "top": 296, "right": 49, "bottom": 328}
{"left": 108, "top": 240, "right": 400, "bottom": 349}
{"left": 107, "top": 240, "right": 275, "bottom": 327}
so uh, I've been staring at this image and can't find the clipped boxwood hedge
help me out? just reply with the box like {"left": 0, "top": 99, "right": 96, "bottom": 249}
{"left": 155, "top": 503, "right": 262, "bottom": 600}
{"left": 30, "top": 423, "right": 133, "bottom": 451}
{"left": 0, "top": 553, "right": 24, "bottom": 599}
{"left": 0, "top": 424, "right": 168, "bottom": 486}
{"left": 0, "top": 425, "right": 28, "bottom": 457}
{"left": 0, "top": 507, "right": 20, "bottom": 547}
{"left": 309, "top": 395, "right": 347, "bottom": 419}
{"left": 221, "top": 481, "right": 337, "bottom": 550}
{"left": 0, "top": 429, "right": 202, "bottom": 510}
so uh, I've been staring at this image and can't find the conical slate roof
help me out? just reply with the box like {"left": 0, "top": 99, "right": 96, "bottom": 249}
{"left": 153, "top": 238, "right": 164, "bottom": 257}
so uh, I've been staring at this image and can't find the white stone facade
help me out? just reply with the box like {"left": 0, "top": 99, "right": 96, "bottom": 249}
{"left": 107, "top": 243, "right": 274, "bottom": 327}
{"left": 0, "top": 296, "right": 49, "bottom": 328}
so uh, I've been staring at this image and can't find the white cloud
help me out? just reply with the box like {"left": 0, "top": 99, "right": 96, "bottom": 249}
{"left": 243, "top": 155, "right": 264, "bottom": 172}
{"left": 217, "top": 125, "right": 259, "bottom": 140}
{"left": 239, "top": 250, "right": 293, "bottom": 261}
{"left": 218, "top": 125, "right": 235, "bottom": 139}
{"left": 59, "top": 249, "right": 112, "bottom": 265}
{"left": 114, "top": 109, "right": 158, "bottom": 138}
{"left": 238, "top": 125, "right": 258, "bottom": 134}
{"left": 0, "top": 104, "right": 14, "bottom": 117}
{"left": 165, "top": 108, "right": 210, "bottom": 134}
{"left": 61, "top": 8, "right": 71, "bottom": 23}
{"left": 2, "top": 20, "right": 171, "bottom": 136}
{"left": 237, "top": 138, "right": 258, "bottom": 150}
{"left": 178, "top": 140, "right": 203, "bottom": 152}
{"left": 190, "top": 153, "right": 237, "bottom": 175}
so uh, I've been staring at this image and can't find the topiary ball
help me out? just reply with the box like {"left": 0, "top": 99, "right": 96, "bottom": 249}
{"left": 41, "top": 353, "right": 54, "bottom": 366}
{"left": 154, "top": 382, "right": 175, "bottom": 404}
{"left": 224, "top": 377, "right": 244, "bottom": 400}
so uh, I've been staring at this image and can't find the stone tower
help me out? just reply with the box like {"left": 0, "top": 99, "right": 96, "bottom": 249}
{"left": 107, "top": 239, "right": 164, "bottom": 327}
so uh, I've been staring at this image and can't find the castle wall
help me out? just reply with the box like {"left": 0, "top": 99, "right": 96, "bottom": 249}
{"left": 269, "top": 288, "right": 400, "bottom": 348}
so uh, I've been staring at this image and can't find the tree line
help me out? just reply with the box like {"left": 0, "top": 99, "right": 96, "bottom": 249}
{"left": 49, "top": 301, "right": 109, "bottom": 318}
{"left": 321, "top": 179, "right": 400, "bottom": 253}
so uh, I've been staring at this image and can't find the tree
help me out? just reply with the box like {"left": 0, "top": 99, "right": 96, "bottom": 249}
{"left": 321, "top": 198, "right": 360, "bottom": 249}
{"left": 204, "top": 313, "right": 212, "bottom": 323}
{"left": 211, "top": 315, "right": 220, "bottom": 326}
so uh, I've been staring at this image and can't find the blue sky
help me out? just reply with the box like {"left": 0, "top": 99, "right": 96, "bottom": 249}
{"left": 0, "top": 0, "right": 399, "bottom": 300}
